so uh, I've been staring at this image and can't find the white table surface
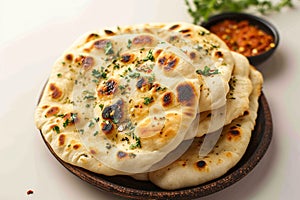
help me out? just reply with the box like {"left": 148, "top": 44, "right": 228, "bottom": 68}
{"left": 1, "top": 0, "right": 300, "bottom": 199}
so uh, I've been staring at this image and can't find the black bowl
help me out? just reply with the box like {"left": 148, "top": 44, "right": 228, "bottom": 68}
{"left": 201, "top": 12, "right": 280, "bottom": 66}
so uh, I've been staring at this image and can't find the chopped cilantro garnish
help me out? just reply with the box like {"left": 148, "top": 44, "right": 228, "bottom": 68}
{"left": 57, "top": 73, "right": 62, "bottom": 77}
{"left": 93, "top": 131, "right": 99, "bottom": 136}
{"left": 52, "top": 126, "right": 60, "bottom": 134}
{"left": 63, "top": 119, "right": 69, "bottom": 128}
{"left": 143, "top": 50, "right": 155, "bottom": 62}
{"left": 129, "top": 136, "right": 141, "bottom": 150}
{"left": 196, "top": 66, "right": 220, "bottom": 76}
{"left": 88, "top": 121, "right": 95, "bottom": 127}
{"left": 113, "top": 64, "right": 120, "bottom": 69}
{"left": 99, "top": 104, "right": 104, "bottom": 110}
{"left": 92, "top": 69, "right": 107, "bottom": 79}
{"left": 127, "top": 39, "right": 132, "bottom": 49}
{"left": 143, "top": 97, "right": 154, "bottom": 105}
{"left": 104, "top": 41, "right": 114, "bottom": 55}
{"left": 128, "top": 72, "right": 140, "bottom": 79}
{"left": 84, "top": 95, "right": 96, "bottom": 100}
{"left": 71, "top": 113, "right": 78, "bottom": 122}
{"left": 55, "top": 114, "right": 65, "bottom": 118}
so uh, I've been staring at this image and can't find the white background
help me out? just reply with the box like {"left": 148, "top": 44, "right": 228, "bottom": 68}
{"left": 1, "top": 0, "right": 300, "bottom": 199}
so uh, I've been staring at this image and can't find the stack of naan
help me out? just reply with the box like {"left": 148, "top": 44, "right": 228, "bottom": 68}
{"left": 35, "top": 22, "right": 263, "bottom": 190}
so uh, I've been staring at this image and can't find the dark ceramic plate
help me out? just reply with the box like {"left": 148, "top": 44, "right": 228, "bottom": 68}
{"left": 40, "top": 93, "right": 272, "bottom": 200}
{"left": 201, "top": 12, "right": 279, "bottom": 66}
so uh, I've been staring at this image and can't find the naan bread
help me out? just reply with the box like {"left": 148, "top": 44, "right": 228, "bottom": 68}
{"left": 35, "top": 22, "right": 263, "bottom": 188}
{"left": 70, "top": 22, "right": 235, "bottom": 112}
{"left": 196, "top": 52, "right": 253, "bottom": 137}
{"left": 148, "top": 66, "right": 263, "bottom": 190}
{"left": 35, "top": 33, "right": 201, "bottom": 173}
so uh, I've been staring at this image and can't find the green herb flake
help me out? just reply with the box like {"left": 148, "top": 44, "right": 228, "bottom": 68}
{"left": 113, "top": 64, "right": 120, "bottom": 69}
{"left": 88, "top": 121, "right": 95, "bottom": 127}
{"left": 57, "top": 73, "right": 62, "bottom": 78}
{"left": 92, "top": 69, "right": 107, "bottom": 79}
{"left": 63, "top": 119, "right": 70, "bottom": 128}
{"left": 55, "top": 114, "right": 65, "bottom": 118}
{"left": 106, "top": 143, "right": 112, "bottom": 149}
{"left": 143, "top": 50, "right": 155, "bottom": 62}
{"left": 84, "top": 95, "right": 96, "bottom": 100}
{"left": 143, "top": 97, "right": 154, "bottom": 105}
{"left": 93, "top": 131, "right": 99, "bottom": 136}
{"left": 196, "top": 66, "right": 220, "bottom": 76}
{"left": 104, "top": 41, "right": 114, "bottom": 55}
{"left": 52, "top": 126, "right": 60, "bottom": 134}
{"left": 128, "top": 72, "right": 140, "bottom": 79}
{"left": 71, "top": 113, "right": 77, "bottom": 122}
{"left": 129, "top": 136, "right": 141, "bottom": 150}
{"left": 99, "top": 104, "right": 104, "bottom": 110}
{"left": 127, "top": 39, "right": 132, "bottom": 49}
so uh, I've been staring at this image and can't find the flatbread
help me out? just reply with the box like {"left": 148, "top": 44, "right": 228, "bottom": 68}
{"left": 35, "top": 33, "right": 201, "bottom": 173}
{"left": 34, "top": 22, "right": 262, "bottom": 187}
{"left": 148, "top": 66, "right": 263, "bottom": 189}
{"left": 196, "top": 52, "right": 253, "bottom": 137}
{"left": 70, "top": 22, "right": 235, "bottom": 112}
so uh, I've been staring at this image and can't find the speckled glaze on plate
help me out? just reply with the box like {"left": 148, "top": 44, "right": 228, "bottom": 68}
{"left": 40, "top": 93, "right": 272, "bottom": 200}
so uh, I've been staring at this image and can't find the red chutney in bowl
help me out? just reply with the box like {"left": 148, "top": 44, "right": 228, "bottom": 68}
{"left": 209, "top": 19, "right": 275, "bottom": 57}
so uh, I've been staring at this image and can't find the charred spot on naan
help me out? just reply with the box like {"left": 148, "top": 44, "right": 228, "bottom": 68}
{"left": 101, "top": 121, "right": 114, "bottom": 135}
{"left": 169, "top": 24, "right": 180, "bottom": 30}
{"left": 195, "top": 160, "right": 208, "bottom": 171}
{"left": 226, "top": 126, "right": 241, "bottom": 141}
{"left": 82, "top": 56, "right": 95, "bottom": 71}
{"left": 65, "top": 54, "right": 73, "bottom": 62}
{"left": 90, "top": 149, "right": 97, "bottom": 155}
{"left": 136, "top": 77, "right": 147, "bottom": 90}
{"left": 101, "top": 99, "right": 124, "bottom": 123}
{"left": 157, "top": 53, "right": 179, "bottom": 71}
{"left": 85, "top": 33, "right": 100, "bottom": 43}
{"left": 117, "top": 151, "right": 128, "bottom": 159}
{"left": 74, "top": 55, "right": 85, "bottom": 63}
{"left": 42, "top": 105, "right": 49, "bottom": 109}
{"left": 154, "top": 49, "right": 163, "bottom": 59}
{"left": 136, "top": 77, "right": 153, "bottom": 91}
{"left": 179, "top": 29, "right": 191, "bottom": 34}
{"left": 120, "top": 53, "right": 135, "bottom": 63}
{"left": 94, "top": 39, "right": 112, "bottom": 49}
{"left": 58, "top": 134, "right": 66, "bottom": 146}
{"left": 162, "top": 92, "right": 174, "bottom": 107}
{"left": 104, "top": 29, "right": 116, "bottom": 36}
{"left": 243, "top": 110, "right": 250, "bottom": 115}
{"left": 176, "top": 82, "right": 196, "bottom": 106}
{"left": 132, "top": 35, "right": 155, "bottom": 46}
{"left": 98, "top": 79, "right": 118, "bottom": 97}
{"left": 45, "top": 106, "right": 60, "bottom": 117}
{"left": 49, "top": 83, "right": 63, "bottom": 100}
{"left": 214, "top": 51, "right": 224, "bottom": 58}
{"left": 189, "top": 51, "right": 197, "bottom": 60}
{"left": 73, "top": 144, "right": 81, "bottom": 150}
